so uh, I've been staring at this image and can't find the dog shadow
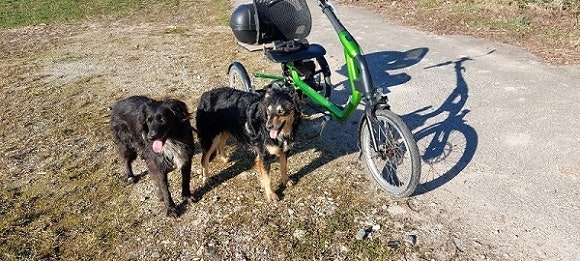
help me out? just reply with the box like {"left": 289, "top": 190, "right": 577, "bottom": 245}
{"left": 192, "top": 145, "right": 256, "bottom": 200}
{"left": 189, "top": 115, "right": 364, "bottom": 201}
{"left": 283, "top": 114, "right": 363, "bottom": 192}
{"left": 130, "top": 170, "right": 148, "bottom": 183}
{"left": 120, "top": 169, "right": 193, "bottom": 217}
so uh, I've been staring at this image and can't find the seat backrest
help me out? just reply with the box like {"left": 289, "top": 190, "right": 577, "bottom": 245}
{"left": 253, "top": 0, "right": 312, "bottom": 43}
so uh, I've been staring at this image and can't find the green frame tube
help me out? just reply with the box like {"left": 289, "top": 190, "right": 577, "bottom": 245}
{"left": 254, "top": 73, "right": 284, "bottom": 81}
{"left": 251, "top": 31, "right": 365, "bottom": 122}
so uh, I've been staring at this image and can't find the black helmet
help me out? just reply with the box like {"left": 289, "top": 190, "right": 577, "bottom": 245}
{"left": 229, "top": 0, "right": 311, "bottom": 45}
{"left": 229, "top": 4, "right": 260, "bottom": 44}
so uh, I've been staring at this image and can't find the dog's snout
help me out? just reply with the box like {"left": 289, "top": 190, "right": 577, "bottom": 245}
{"left": 147, "top": 130, "right": 160, "bottom": 141}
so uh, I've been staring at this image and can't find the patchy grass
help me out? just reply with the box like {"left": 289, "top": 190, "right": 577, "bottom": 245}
{"left": 339, "top": 0, "right": 580, "bottom": 65}
{"left": 0, "top": 0, "right": 183, "bottom": 28}
{"left": 0, "top": 0, "right": 438, "bottom": 260}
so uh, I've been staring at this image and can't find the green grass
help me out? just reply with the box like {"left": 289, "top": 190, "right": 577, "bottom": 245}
{"left": 0, "top": 0, "right": 180, "bottom": 28}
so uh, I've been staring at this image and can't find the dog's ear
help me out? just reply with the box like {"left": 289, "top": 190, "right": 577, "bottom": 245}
{"left": 263, "top": 84, "right": 274, "bottom": 99}
{"left": 139, "top": 104, "right": 147, "bottom": 125}
{"left": 138, "top": 103, "right": 149, "bottom": 133}
{"left": 245, "top": 102, "right": 263, "bottom": 141}
{"left": 166, "top": 99, "right": 191, "bottom": 121}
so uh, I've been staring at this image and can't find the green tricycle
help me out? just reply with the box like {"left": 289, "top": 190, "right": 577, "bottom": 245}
{"left": 227, "top": 0, "right": 421, "bottom": 197}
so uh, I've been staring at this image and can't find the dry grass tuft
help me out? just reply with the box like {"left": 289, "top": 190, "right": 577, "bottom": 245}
{"left": 337, "top": 0, "right": 580, "bottom": 65}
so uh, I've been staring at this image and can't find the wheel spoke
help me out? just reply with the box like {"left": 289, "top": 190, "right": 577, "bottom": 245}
{"left": 360, "top": 109, "right": 421, "bottom": 197}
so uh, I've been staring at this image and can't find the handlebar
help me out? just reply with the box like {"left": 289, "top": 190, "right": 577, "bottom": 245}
{"left": 317, "top": 0, "right": 330, "bottom": 7}
{"left": 316, "top": 0, "right": 344, "bottom": 33}
{"left": 315, "top": 0, "right": 375, "bottom": 100}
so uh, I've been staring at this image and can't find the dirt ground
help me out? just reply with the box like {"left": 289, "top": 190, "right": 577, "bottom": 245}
{"left": 2, "top": 0, "right": 576, "bottom": 260}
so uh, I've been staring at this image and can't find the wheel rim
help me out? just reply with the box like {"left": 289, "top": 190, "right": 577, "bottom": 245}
{"left": 363, "top": 116, "right": 415, "bottom": 196}
{"left": 229, "top": 71, "right": 243, "bottom": 90}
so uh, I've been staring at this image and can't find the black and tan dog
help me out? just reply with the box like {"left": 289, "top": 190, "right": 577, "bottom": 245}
{"left": 110, "top": 96, "right": 195, "bottom": 217}
{"left": 195, "top": 86, "right": 300, "bottom": 201}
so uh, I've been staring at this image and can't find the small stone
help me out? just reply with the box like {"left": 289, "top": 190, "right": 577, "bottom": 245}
{"left": 196, "top": 246, "right": 205, "bottom": 256}
{"left": 372, "top": 224, "right": 381, "bottom": 231}
{"left": 293, "top": 229, "right": 306, "bottom": 240}
{"left": 405, "top": 234, "right": 417, "bottom": 246}
{"left": 355, "top": 228, "right": 370, "bottom": 240}
{"left": 387, "top": 239, "right": 400, "bottom": 249}
{"left": 453, "top": 238, "right": 464, "bottom": 252}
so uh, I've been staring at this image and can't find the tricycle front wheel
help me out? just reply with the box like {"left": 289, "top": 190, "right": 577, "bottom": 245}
{"left": 359, "top": 109, "right": 421, "bottom": 197}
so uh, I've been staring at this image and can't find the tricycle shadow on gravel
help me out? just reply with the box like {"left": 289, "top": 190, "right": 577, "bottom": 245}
{"left": 337, "top": 48, "right": 479, "bottom": 196}
{"left": 334, "top": 48, "right": 429, "bottom": 93}
{"left": 401, "top": 55, "right": 488, "bottom": 195}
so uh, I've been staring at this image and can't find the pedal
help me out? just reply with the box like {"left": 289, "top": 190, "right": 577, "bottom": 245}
{"left": 317, "top": 114, "right": 331, "bottom": 137}
{"left": 301, "top": 112, "right": 324, "bottom": 121}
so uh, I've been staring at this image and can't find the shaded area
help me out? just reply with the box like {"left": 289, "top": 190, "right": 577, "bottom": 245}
{"left": 365, "top": 47, "right": 428, "bottom": 91}
{"left": 402, "top": 52, "right": 494, "bottom": 194}
{"left": 335, "top": 47, "right": 429, "bottom": 95}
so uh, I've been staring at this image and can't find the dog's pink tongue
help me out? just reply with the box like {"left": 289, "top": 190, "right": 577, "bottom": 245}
{"left": 269, "top": 129, "right": 279, "bottom": 139}
{"left": 152, "top": 140, "right": 164, "bottom": 153}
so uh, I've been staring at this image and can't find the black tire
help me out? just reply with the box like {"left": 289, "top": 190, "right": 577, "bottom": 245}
{"left": 228, "top": 61, "right": 253, "bottom": 92}
{"left": 359, "top": 109, "right": 421, "bottom": 197}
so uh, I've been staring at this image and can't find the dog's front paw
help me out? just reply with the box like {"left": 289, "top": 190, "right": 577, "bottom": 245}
{"left": 265, "top": 191, "right": 280, "bottom": 202}
{"left": 166, "top": 207, "right": 179, "bottom": 218}
{"left": 200, "top": 176, "right": 211, "bottom": 187}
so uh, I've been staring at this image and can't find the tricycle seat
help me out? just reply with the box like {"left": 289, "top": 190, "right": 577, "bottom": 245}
{"left": 265, "top": 43, "right": 326, "bottom": 63}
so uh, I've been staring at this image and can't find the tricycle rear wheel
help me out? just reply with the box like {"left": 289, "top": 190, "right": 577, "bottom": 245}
{"left": 228, "top": 61, "right": 253, "bottom": 92}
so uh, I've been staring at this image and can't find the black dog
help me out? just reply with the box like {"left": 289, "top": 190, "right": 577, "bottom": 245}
{"left": 110, "top": 96, "right": 195, "bottom": 217}
{"left": 195, "top": 86, "right": 300, "bottom": 202}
